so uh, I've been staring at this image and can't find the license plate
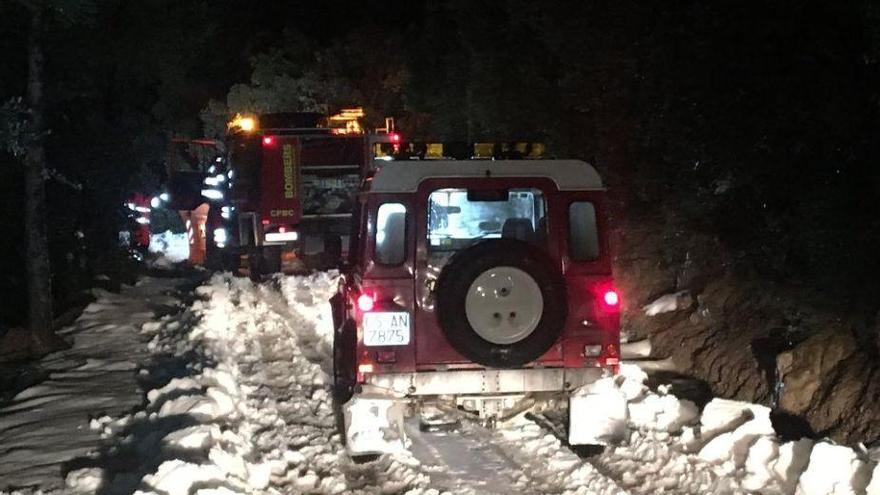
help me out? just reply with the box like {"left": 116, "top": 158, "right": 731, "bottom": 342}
{"left": 363, "top": 312, "right": 410, "bottom": 346}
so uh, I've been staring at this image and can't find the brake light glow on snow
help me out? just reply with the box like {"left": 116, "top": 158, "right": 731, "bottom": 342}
{"left": 357, "top": 293, "right": 375, "bottom": 312}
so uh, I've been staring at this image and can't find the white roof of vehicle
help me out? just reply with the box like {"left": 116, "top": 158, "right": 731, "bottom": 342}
{"left": 369, "top": 160, "right": 604, "bottom": 193}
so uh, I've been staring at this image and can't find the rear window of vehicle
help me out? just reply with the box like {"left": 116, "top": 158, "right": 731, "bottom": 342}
{"left": 375, "top": 203, "right": 407, "bottom": 265}
{"left": 426, "top": 188, "right": 547, "bottom": 251}
{"left": 569, "top": 202, "right": 600, "bottom": 261}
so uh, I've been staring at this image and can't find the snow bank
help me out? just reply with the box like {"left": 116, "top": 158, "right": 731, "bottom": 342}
{"left": 796, "top": 442, "right": 871, "bottom": 495}
{"left": 562, "top": 364, "right": 880, "bottom": 494}
{"left": 569, "top": 376, "right": 628, "bottom": 445}
{"left": 92, "top": 272, "right": 432, "bottom": 494}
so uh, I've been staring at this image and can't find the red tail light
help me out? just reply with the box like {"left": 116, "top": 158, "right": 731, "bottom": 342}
{"left": 389, "top": 132, "right": 401, "bottom": 143}
{"left": 592, "top": 283, "right": 621, "bottom": 314}
{"left": 262, "top": 136, "right": 275, "bottom": 146}
{"left": 603, "top": 290, "right": 620, "bottom": 308}
{"left": 357, "top": 293, "right": 375, "bottom": 312}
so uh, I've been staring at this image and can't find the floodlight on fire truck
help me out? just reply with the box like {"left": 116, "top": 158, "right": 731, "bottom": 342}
{"left": 159, "top": 192, "right": 169, "bottom": 202}
{"left": 228, "top": 114, "right": 257, "bottom": 132}
{"left": 150, "top": 196, "right": 161, "bottom": 208}
{"left": 204, "top": 175, "right": 225, "bottom": 186}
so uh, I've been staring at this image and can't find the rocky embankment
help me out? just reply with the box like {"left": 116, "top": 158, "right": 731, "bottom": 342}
{"left": 615, "top": 216, "right": 880, "bottom": 445}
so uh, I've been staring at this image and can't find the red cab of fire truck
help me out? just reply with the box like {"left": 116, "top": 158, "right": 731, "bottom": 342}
{"left": 217, "top": 111, "right": 399, "bottom": 275}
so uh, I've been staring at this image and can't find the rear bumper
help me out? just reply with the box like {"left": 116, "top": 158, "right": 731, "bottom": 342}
{"left": 365, "top": 367, "right": 607, "bottom": 396}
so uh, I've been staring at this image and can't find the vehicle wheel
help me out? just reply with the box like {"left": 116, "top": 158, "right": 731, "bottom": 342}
{"left": 435, "top": 239, "right": 568, "bottom": 368}
{"left": 324, "top": 234, "right": 343, "bottom": 264}
{"left": 262, "top": 245, "right": 282, "bottom": 274}
{"left": 221, "top": 248, "right": 240, "bottom": 273}
{"left": 248, "top": 248, "right": 262, "bottom": 282}
{"left": 333, "top": 320, "right": 357, "bottom": 444}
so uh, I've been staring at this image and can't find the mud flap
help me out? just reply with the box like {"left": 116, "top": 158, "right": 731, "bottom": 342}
{"left": 344, "top": 395, "right": 408, "bottom": 456}
{"left": 568, "top": 378, "right": 628, "bottom": 446}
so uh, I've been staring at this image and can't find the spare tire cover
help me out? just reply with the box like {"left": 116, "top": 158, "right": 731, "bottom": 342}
{"left": 435, "top": 239, "right": 568, "bottom": 368}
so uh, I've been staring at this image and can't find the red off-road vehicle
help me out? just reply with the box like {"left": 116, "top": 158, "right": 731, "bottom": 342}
{"left": 331, "top": 159, "right": 621, "bottom": 456}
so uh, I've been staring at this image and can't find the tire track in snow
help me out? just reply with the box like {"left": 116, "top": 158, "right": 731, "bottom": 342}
{"left": 262, "top": 274, "right": 435, "bottom": 493}
{"left": 405, "top": 419, "right": 529, "bottom": 494}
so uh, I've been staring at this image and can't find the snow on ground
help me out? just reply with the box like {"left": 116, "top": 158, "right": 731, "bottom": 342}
{"left": 4, "top": 270, "right": 880, "bottom": 494}
{"left": 149, "top": 230, "right": 189, "bottom": 266}
{"left": 0, "top": 277, "right": 187, "bottom": 492}
{"left": 58, "top": 272, "right": 433, "bottom": 494}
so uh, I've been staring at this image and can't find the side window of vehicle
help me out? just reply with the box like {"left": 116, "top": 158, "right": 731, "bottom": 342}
{"left": 569, "top": 202, "right": 600, "bottom": 261}
{"left": 375, "top": 203, "right": 407, "bottom": 265}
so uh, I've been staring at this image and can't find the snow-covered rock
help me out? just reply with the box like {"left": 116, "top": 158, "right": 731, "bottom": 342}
{"left": 796, "top": 442, "right": 871, "bottom": 495}
{"left": 628, "top": 392, "right": 699, "bottom": 433}
{"left": 569, "top": 377, "right": 628, "bottom": 445}
{"left": 697, "top": 399, "right": 775, "bottom": 467}
{"left": 643, "top": 291, "right": 691, "bottom": 316}
{"left": 65, "top": 467, "right": 105, "bottom": 493}
{"left": 141, "top": 460, "right": 227, "bottom": 495}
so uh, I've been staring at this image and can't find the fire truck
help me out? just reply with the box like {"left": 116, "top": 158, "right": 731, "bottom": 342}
{"left": 165, "top": 109, "right": 399, "bottom": 275}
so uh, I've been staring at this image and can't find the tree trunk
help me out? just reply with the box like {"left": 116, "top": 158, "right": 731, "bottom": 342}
{"left": 23, "top": 7, "right": 57, "bottom": 353}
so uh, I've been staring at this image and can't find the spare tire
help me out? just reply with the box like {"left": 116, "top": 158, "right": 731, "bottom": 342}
{"left": 435, "top": 239, "right": 568, "bottom": 368}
